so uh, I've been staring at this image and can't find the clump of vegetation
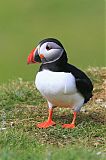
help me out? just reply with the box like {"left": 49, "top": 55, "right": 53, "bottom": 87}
{"left": 0, "top": 68, "right": 106, "bottom": 160}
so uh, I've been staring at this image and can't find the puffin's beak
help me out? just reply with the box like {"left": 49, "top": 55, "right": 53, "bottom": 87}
{"left": 27, "top": 48, "right": 41, "bottom": 64}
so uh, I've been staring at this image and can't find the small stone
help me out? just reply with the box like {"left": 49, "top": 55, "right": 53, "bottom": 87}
{"left": 0, "top": 127, "right": 6, "bottom": 131}
{"left": 81, "top": 108, "right": 88, "bottom": 113}
{"left": 10, "top": 122, "right": 15, "bottom": 127}
{"left": 96, "top": 151, "right": 102, "bottom": 155}
{"left": 95, "top": 99, "right": 103, "bottom": 104}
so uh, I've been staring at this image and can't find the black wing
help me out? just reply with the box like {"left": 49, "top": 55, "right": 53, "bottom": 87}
{"left": 65, "top": 63, "right": 93, "bottom": 103}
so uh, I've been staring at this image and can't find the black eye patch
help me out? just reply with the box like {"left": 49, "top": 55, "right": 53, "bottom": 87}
{"left": 46, "top": 45, "right": 52, "bottom": 50}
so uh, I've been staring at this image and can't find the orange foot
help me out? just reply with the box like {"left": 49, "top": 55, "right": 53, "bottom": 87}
{"left": 62, "top": 123, "right": 75, "bottom": 129}
{"left": 37, "top": 120, "right": 56, "bottom": 128}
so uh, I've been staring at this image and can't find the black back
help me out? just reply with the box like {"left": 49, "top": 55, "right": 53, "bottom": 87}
{"left": 64, "top": 63, "right": 93, "bottom": 103}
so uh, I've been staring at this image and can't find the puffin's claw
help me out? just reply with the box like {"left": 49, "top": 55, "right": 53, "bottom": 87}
{"left": 62, "top": 123, "right": 75, "bottom": 129}
{"left": 36, "top": 120, "right": 56, "bottom": 128}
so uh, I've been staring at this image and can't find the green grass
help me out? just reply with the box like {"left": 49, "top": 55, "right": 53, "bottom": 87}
{"left": 0, "top": 67, "right": 106, "bottom": 160}
{"left": 0, "top": 0, "right": 105, "bottom": 83}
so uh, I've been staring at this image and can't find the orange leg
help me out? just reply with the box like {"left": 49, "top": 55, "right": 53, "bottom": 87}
{"left": 62, "top": 112, "right": 77, "bottom": 128}
{"left": 36, "top": 109, "right": 56, "bottom": 128}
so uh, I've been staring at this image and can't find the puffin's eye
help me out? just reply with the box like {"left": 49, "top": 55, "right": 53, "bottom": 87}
{"left": 46, "top": 45, "right": 52, "bottom": 51}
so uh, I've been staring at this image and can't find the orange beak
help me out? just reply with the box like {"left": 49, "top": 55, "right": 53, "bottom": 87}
{"left": 27, "top": 48, "right": 36, "bottom": 64}
{"left": 27, "top": 48, "right": 41, "bottom": 64}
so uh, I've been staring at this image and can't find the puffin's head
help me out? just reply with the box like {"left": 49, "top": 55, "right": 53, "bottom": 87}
{"left": 27, "top": 38, "right": 67, "bottom": 64}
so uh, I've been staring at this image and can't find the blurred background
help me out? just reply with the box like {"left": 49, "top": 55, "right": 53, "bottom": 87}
{"left": 0, "top": 0, "right": 105, "bottom": 83}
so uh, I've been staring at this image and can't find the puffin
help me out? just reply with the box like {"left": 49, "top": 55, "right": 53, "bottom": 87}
{"left": 27, "top": 38, "right": 93, "bottom": 128}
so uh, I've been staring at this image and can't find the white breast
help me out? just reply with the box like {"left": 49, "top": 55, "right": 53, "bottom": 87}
{"left": 35, "top": 70, "right": 84, "bottom": 110}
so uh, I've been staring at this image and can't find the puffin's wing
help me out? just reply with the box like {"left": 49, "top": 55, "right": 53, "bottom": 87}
{"left": 65, "top": 64, "right": 93, "bottom": 102}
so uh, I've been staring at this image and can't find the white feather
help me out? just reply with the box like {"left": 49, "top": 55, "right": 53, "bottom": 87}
{"left": 35, "top": 70, "right": 84, "bottom": 111}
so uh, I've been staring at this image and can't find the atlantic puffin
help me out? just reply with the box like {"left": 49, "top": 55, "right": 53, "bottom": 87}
{"left": 27, "top": 38, "right": 93, "bottom": 128}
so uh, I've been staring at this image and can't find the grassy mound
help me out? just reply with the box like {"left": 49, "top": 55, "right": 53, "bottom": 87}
{"left": 0, "top": 67, "right": 106, "bottom": 160}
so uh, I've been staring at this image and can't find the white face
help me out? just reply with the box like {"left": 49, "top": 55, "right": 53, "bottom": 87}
{"left": 37, "top": 42, "right": 64, "bottom": 64}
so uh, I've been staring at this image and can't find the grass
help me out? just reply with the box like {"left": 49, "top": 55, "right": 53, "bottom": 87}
{"left": 0, "top": 67, "right": 106, "bottom": 160}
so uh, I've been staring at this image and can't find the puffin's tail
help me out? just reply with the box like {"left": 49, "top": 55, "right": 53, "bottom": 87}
{"left": 84, "top": 93, "right": 93, "bottom": 103}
